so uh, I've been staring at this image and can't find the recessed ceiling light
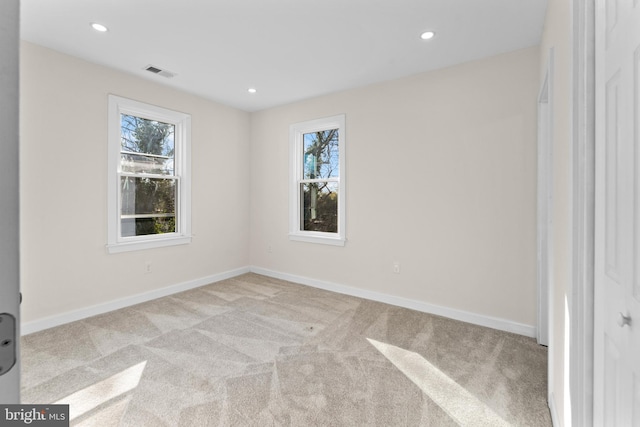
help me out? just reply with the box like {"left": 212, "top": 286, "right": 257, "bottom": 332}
{"left": 248, "top": 88, "right": 257, "bottom": 94}
{"left": 90, "top": 22, "right": 108, "bottom": 32}
{"left": 420, "top": 31, "right": 435, "bottom": 40}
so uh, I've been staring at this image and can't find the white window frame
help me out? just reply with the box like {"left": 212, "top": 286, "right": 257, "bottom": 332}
{"left": 289, "top": 114, "right": 346, "bottom": 246}
{"left": 107, "top": 95, "right": 192, "bottom": 254}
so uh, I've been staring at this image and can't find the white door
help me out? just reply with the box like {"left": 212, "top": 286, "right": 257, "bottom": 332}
{"left": 594, "top": 0, "right": 640, "bottom": 424}
{"left": 0, "top": 0, "right": 21, "bottom": 403}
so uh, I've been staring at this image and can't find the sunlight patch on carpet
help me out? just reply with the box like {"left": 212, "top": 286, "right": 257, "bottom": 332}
{"left": 54, "top": 360, "right": 147, "bottom": 421}
{"left": 367, "top": 338, "right": 509, "bottom": 427}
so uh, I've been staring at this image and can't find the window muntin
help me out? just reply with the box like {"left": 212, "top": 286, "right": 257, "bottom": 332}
{"left": 107, "top": 95, "right": 191, "bottom": 253}
{"left": 290, "top": 115, "right": 345, "bottom": 246}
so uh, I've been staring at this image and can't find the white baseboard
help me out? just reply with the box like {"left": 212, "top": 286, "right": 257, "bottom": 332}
{"left": 250, "top": 266, "right": 537, "bottom": 338}
{"left": 21, "top": 266, "right": 250, "bottom": 336}
{"left": 22, "top": 265, "right": 536, "bottom": 339}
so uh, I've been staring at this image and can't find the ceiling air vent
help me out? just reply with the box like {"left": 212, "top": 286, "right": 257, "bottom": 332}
{"left": 144, "top": 65, "right": 176, "bottom": 79}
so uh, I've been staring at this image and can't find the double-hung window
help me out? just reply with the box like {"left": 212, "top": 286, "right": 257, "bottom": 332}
{"left": 289, "top": 114, "right": 345, "bottom": 246}
{"left": 107, "top": 95, "right": 191, "bottom": 253}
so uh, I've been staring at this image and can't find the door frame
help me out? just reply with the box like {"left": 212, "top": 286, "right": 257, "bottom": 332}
{"left": 537, "top": 50, "right": 553, "bottom": 350}
{"left": 570, "top": 0, "right": 596, "bottom": 425}
{"left": 0, "top": 0, "right": 21, "bottom": 404}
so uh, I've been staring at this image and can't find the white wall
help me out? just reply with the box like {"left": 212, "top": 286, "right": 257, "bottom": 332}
{"left": 20, "top": 42, "right": 251, "bottom": 324}
{"left": 539, "top": 0, "right": 572, "bottom": 425}
{"left": 250, "top": 47, "right": 540, "bottom": 327}
{"left": 20, "top": 41, "right": 541, "bottom": 336}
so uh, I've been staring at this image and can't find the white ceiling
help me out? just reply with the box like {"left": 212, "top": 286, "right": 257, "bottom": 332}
{"left": 20, "top": 0, "right": 548, "bottom": 112}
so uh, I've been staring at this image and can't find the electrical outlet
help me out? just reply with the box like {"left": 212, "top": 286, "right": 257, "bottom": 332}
{"left": 145, "top": 262, "right": 152, "bottom": 273}
{"left": 393, "top": 262, "right": 400, "bottom": 274}
{"left": 267, "top": 245, "right": 273, "bottom": 253}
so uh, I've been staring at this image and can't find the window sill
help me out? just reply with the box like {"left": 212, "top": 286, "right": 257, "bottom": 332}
{"left": 106, "top": 235, "right": 192, "bottom": 254}
{"left": 289, "top": 233, "right": 346, "bottom": 246}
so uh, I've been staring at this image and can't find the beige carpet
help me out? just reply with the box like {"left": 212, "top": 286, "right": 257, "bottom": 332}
{"left": 21, "top": 273, "right": 551, "bottom": 426}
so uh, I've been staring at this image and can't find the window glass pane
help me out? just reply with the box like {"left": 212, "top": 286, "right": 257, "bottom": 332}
{"left": 120, "top": 113, "right": 175, "bottom": 161}
{"left": 120, "top": 176, "right": 176, "bottom": 236}
{"left": 300, "top": 181, "right": 338, "bottom": 233}
{"left": 303, "top": 129, "right": 339, "bottom": 179}
{"left": 121, "top": 152, "right": 174, "bottom": 175}
{"left": 121, "top": 217, "right": 176, "bottom": 237}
